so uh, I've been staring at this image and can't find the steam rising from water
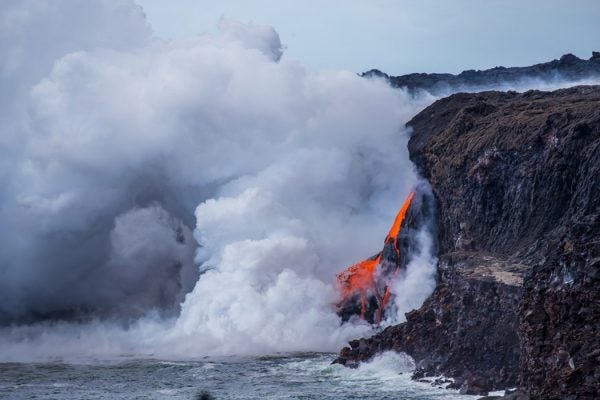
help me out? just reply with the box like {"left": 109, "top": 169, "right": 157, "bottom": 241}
{"left": 0, "top": 0, "right": 596, "bottom": 361}
{"left": 0, "top": 0, "right": 432, "bottom": 360}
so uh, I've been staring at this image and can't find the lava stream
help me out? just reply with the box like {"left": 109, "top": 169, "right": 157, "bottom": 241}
{"left": 336, "top": 191, "right": 415, "bottom": 323}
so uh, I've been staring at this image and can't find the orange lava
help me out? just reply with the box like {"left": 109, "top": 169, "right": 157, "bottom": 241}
{"left": 385, "top": 191, "right": 415, "bottom": 242}
{"left": 336, "top": 191, "right": 414, "bottom": 322}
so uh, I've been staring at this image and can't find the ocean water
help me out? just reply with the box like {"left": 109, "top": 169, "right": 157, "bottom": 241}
{"left": 0, "top": 352, "right": 477, "bottom": 400}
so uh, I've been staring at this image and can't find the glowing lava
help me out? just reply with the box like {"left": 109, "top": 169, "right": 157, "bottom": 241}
{"left": 336, "top": 191, "right": 415, "bottom": 323}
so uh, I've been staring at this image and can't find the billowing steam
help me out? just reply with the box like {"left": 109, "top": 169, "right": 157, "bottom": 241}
{"left": 0, "top": 0, "right": 432, "bottom": 359}
{"left": 0, "top": 0, "right": 596, "bottom": 361}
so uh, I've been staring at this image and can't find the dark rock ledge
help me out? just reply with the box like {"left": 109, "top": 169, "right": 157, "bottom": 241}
{"left": 335, "top": 86, "right": 600, "bottom": 399}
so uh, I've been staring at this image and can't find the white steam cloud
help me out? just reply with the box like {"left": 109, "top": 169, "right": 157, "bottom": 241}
{"left": 0, "top": 0, "right": 596, "bottom": 361}
{"left": 0, "top": 0, "right": 434, "bottom": 360}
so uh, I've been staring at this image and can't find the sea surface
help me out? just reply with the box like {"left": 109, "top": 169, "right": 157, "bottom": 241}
{"left": 0, "top": 352, "right": 480, "bottom": 400}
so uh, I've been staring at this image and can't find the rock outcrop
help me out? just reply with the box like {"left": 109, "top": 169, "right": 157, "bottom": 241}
{"left": 335, "top": 86, "right": 600, "bottom": 398}
{"left": 363, "top": 52, "right": 600, "bottom": 95}
{"left": 335, "top": 252, "right": 524, "bottom": 395}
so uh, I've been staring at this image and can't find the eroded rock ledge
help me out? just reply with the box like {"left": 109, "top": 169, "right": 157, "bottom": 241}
{"left": 335, "top": 86, "right": 600, "bottom": 398}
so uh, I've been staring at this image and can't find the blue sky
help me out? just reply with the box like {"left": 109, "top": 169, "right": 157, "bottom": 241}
{"left": 136, "top": 0, "right": 600, "bottom": 75}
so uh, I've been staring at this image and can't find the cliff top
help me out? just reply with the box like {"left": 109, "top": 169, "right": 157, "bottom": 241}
{"left": 407, "top": 85, "right": 600, "bottom": 261}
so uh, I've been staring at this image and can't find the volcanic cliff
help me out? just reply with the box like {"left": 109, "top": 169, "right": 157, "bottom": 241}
{"left": 363, "top": 52, "right": 600, "bottom": 95}
{"left": 335, "top": 85, "right": 600, "bottom": 398}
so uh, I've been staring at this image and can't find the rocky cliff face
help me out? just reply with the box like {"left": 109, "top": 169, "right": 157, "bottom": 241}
{"left": 335, "top": 86, "right": 600, "bottom": 398}
{"left": 363, "top": 52, "right": 600, "bottom": 95}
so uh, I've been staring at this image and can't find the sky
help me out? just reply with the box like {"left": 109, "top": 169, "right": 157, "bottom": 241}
{"left": 136, "top": 0, "right": 600, "bottom": 75}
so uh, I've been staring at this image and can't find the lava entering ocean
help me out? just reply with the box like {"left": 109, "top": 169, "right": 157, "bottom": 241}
{"left": 337, "top": 192, "right": 415, "bottom": 323}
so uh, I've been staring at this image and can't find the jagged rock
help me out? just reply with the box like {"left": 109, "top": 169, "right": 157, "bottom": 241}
{"left": 335, "top": 85, "right": 600, "bottom": 398}
{"left": 362, "top": 52, "right": 600, "bottom": 95}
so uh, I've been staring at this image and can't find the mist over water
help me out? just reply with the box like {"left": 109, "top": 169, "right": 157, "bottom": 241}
{"left": 1, "top": 0, "right": 597, "bottom": 362}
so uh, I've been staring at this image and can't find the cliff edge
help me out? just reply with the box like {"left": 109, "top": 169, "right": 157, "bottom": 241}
{"left": 335, "top": 86, "right": 600, "bottom": 398}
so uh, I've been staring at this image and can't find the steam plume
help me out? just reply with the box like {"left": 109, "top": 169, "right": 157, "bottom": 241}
{"left": 0, "top": 0, "right": 597, "bottom": 360}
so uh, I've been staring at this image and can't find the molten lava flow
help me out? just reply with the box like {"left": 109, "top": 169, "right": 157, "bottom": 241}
{"left": 336, "top": 191, "right": 415, "bottom": 323}
{"left": 336, "top": 254, "right": 381, "bottom": 319}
